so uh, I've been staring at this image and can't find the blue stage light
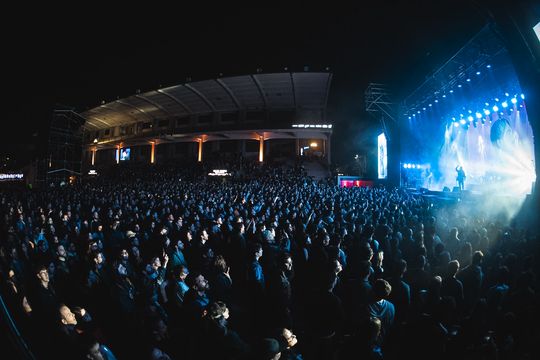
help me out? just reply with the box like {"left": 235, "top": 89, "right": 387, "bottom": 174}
{"left": 466, "top": 78, "right": 471, "bottom": 82}
{"left": 428, "top": 104, "right": 432, "bottom": 107}
{"left": 468, "top": 116, "right": 473, "bottom": 122}
{"left": 417, "top": 111, "right": 420, "bottom": 113}
{"left": 511, "top": 98, "right": 517, "bottom": 104}
{"left": 413, "top": 114, "right": 416, "bottom": 117}
{"left": 485, "top": 102, "right": 489, "bottom": 106}
{"left": 460, "top": 119, "right": 466, "bottom": 125}
{"left": 449, "top": 90, "right": 454, "bottom": 93}
{"left": 486, "top": 64, "right": 491, "bottom": 68}
{"left": 442, "top": 94, "right": 446, "bottom": 98}
{"left": 403, "top": 164, "right": 407, "bottom": 169}
{"left": 434, "top": 99, "right": 438, "bottom": 103}
{"left": 492, "top": 105, "right": 499, "bottom": 112}
{"left": 411, "top": 164, "right": 416, "bottom": 169}
{"left": 521, "top": 94, "right": 525, "bottom": 99}
{"left": 476, "top": 112, "right": 482, "bottom": 118}
{"left": 468, "top": 110, "right": 472, "bottom": 113}
{"left": 453, "top": 122, "right": 459, "bottom": 127}
{"left": 495, "top": 98, "right": 499, "bottom": 102}
{"left": 457, "top": 84, "right": 462, "bottom": 88}
{"left": 408, "top": 116, "right": 411, "bottom": 120}
{"left": 452, "top": 117, "right": 456, "bottom": 121}
{"left": 505, "top": 92, "right": 509, "bottom": 97}
{"left": 502, "top": 101, "right": 508, "bottom": 108}
{"left": 484, "top": 109, "right": 490, "bottom": 115}
{"left": 423, "top": 107, "right": 426, "bottom": 110}
{"left": 476, "top": 71, "right": 481, "bottom": 75}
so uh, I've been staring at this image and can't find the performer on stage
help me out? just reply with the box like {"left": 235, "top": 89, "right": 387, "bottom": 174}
{"left": 455, "top": 165, "right": 466, "bottom": 191}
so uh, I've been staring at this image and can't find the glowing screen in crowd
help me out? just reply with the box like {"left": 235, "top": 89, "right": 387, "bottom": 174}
{"left": 377, "top": 132, "right": 387, "bottom": 179}
{"left": 0, "top": 173, "right": 24, "bottom": 181}
{"left": 120, "top": 148, "right": 131, "bottom": 161}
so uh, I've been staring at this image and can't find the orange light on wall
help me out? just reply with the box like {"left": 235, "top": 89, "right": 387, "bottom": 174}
{"left": 150, "top": 142, "right": 155, "bottom": 164}
{"left": 91, "top": 148, "right": 96, "bottom": 166}
{"left": 259, "top": 136, "right": 264, "bottom": 162}
{"left": 310, "top": 142, "right": 318, "bottom": 148}
{"left": 197, "top": 139, "right": 203, "bottom": 162}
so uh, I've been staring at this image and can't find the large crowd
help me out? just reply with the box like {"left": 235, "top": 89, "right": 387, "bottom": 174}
{"left": 0, "top": 159, "right": 538, "bottom": 359}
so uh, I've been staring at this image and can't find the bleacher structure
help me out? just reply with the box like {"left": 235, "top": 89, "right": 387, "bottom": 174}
{"left": 79, "top": 72, "right": 334, "bottom": 170}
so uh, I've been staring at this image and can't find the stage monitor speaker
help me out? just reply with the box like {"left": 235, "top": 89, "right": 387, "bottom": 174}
{"left": 443, "top": 186, "right": 451, "bottom": 192}
{"left": 452, "top": 187, "right": 460, "bottom": 192}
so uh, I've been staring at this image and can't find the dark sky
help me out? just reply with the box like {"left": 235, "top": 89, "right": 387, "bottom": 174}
{"left": 3, "top": 1, "right": 486, "bottom": 164}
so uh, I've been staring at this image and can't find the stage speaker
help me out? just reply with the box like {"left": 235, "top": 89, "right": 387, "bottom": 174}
{"left": 443, "top": 186, "right": 451, "bottom": 192}
{"left": 452, "top": 186, "right": 460, "bottom": 192}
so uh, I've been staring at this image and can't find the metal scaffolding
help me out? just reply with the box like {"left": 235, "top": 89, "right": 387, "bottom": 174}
{"left": 402, "top": 25, "right": 505, "bottom": 117}
{"left": 365, "top": 83, "right": 396, "bottom": 139}
{"left": 365, "top": 83, "right": 400, "bottom": 185}
{"left": 41, "top": 109, "right": 85, "bottom": 185}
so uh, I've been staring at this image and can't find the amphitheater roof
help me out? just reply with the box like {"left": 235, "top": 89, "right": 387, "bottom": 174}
{"left": 81, "top": 72, "right": 332, "bottom": 130}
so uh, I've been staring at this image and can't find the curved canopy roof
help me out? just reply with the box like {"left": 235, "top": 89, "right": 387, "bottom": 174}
{"left": 82, "top": 72, "right": 332, "bottom": 130}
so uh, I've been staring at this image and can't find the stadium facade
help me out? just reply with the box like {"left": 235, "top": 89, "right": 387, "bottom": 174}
{"left": 81, "top": 72, "right": 333, "bottom": 169}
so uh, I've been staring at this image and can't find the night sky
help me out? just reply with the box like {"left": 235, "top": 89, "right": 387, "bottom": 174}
{"left": 3, "top": 1, "right": 486, "bottom": 166}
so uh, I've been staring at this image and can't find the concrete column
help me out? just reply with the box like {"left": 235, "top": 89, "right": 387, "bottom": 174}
{"left": 212, "top": 140, "right": 220, "bottom": 152}
{"left": 326, "top": 135, "right": 331, "bottom": 164}
{"left": 259, "top": 136, "right": 264, "bottom": 162}
{"left": 241, "top": 140, "right": 246, "bottom": 157}
{"left": 265, "top": 139, "right": 270, "bottom": 158}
